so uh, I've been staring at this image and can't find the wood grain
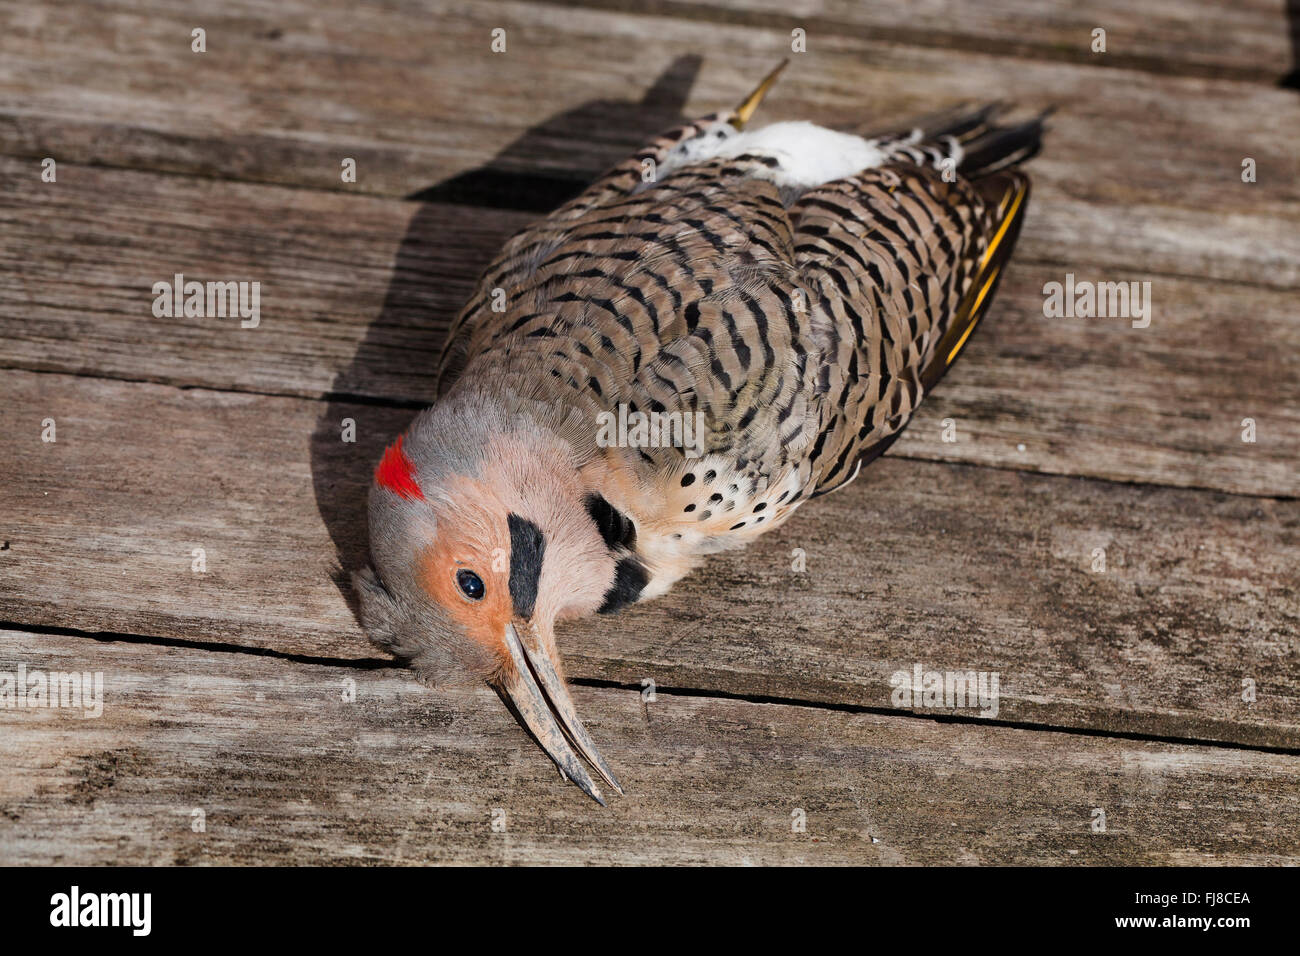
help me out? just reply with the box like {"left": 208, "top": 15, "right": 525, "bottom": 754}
{"left": 1, "top": 0, "right": 1297, "bottom": 290}
{"left": 560, "top": 0, "right": 1299, "bottom": 83}
{"left": 2, "top": 369, "right": 1296, "bottom": 747}
{"left": 1, "top": 629, "right": 1295, "bottom": 865}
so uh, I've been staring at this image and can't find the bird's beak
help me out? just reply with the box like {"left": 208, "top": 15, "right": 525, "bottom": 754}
{"left": 496, "top": 620, "right": 624, "bottom": 805}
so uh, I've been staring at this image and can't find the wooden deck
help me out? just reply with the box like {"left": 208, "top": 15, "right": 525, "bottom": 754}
{"left": 1, "top": 0, "right": 1298, "bottom": 864}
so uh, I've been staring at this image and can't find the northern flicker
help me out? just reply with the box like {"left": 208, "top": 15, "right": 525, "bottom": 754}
{"left": 357, "top": 62, "right": 1048, "bottom": 803}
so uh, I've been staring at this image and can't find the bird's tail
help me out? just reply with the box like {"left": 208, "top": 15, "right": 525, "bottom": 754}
{"left": 861, "top": 101, "right": 1052, "bottom": 178}
{"left": 858, "top": 103, "right": 1048, "bottom": 389}
{"left": 955, "top": 105, "right": 1054, "bottom": 178}
{"left": 920, "top": 169, "right": 1031, "bottom": 389}
{"left": 910, "top": 109, "right": 1051, "bottom": 394}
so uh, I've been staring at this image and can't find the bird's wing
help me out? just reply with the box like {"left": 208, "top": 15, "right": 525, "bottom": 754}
{"left": 436, "top": 63, "right": 794, "bottom": 398}
{"left": 789, "top": 163, "right": 1030, "bottom": 496}
{"left": 435, "top": 113, "right": 730, "bottom": 394}
{"left": 436, "top": 140, "right": 823, "bottom": 484}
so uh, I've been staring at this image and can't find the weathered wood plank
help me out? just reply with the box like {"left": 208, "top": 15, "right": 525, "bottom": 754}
{"left": 2, "top": 629, "right": 1296, "bottom": 865}
{"left": 562, "top": 0, "right": 1298, "bottom": 83}
{"left": 2, "top": 370, "right": 1296, "bottom": 747}
{"left": 0, "top": 158, "right": 496, "bottom": 404}
{"left": 3, "top": 159, "right": 1296, "bottom": 496}
{"left": 2, "top": 0, "right": 1297, "bottom": 289}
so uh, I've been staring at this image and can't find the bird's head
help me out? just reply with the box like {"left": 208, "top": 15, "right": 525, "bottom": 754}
{"left": 354, "top": 396, "right": 625, "bottom": 803}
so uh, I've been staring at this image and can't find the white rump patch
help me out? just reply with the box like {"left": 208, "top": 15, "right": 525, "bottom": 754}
{"left": 658, "top": 120, "right": 890, "bottom": 189}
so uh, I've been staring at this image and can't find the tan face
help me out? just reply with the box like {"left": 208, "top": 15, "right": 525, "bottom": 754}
{"left": 414, "top": 480, "right": 514, "bottom": 673}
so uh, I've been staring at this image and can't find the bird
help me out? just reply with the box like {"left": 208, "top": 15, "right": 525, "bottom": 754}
{"left": 356, "top": 61, "right": 1048, "bottom": 803}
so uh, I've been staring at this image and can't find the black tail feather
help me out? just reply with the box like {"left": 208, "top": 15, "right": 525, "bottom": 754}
{"left": 903, "top": 101, "right": 1005, "bottom": 142}
{"left": 958, "top": 107, "right": 1055, "bottom": 178}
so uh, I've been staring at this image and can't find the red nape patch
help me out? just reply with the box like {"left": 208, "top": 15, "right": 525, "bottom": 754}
{"left": 375, "top": 435, "right": 424, "bottom": 501}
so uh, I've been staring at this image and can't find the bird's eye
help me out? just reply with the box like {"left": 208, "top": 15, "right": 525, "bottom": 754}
{"left": 455, "top": 568, "right": 485, "bottom": 601}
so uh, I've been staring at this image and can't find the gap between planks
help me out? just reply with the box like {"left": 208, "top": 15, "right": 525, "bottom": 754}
{"left": 5, "top": 627, "right": 1296, "bottom": 864}
{"left": 5, "top": 619, "right": 1299, "bottom": 760}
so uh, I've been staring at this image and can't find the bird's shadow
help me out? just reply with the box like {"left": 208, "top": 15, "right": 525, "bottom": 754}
{"left": 310, "top": 55, "right": 704, "bottom": 623}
